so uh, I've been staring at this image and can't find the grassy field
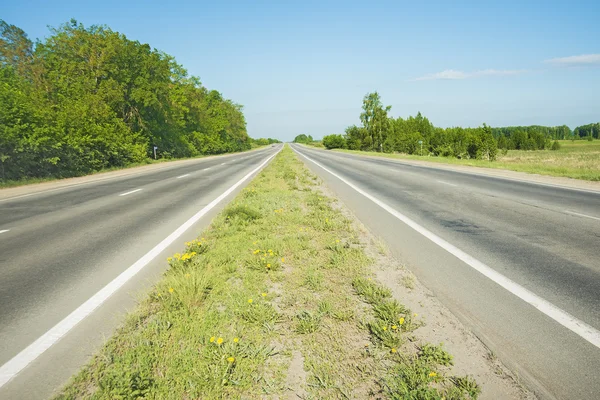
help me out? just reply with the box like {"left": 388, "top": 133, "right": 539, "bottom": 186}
{"left": 333, "top": 140, "right": 600, "bottom": 181}
{"left": 56, "top": 146, "right": 479, "bottom": 399}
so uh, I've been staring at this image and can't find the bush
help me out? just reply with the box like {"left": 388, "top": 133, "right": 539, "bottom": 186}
{"left": 551, "top": 140, "right": 561, "bottom": 150}
{"left": 322, "top": 134, "right": 346, "bottom": 149}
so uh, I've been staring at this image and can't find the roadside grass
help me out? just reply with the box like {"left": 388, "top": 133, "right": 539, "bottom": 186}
{"left": 332, "top": 140, "right": 600, "bottom": 181}
{"left": 55, "top": 145, "right": 479, "bottom": 399}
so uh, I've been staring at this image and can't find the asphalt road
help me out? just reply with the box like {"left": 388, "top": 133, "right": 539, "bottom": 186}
{"left": 0, "top": 145, "right": 281, "bottom": 399}
{"left": 292, "top": 144, "right": 600, "bottom": 400}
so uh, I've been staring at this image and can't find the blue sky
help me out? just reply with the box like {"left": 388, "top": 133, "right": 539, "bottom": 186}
{"left": 3, "top": 0, "right": 599, "bottom": 141}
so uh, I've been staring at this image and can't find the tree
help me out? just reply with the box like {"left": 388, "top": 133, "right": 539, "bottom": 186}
{"left": 360, "top": 92, "right": 391, "bottom": 151}
{"left": 293, "top": 134, "right": 313, "bottom": 144}
{"left": 322, "top": 134, "right": 346, "bottom": 149}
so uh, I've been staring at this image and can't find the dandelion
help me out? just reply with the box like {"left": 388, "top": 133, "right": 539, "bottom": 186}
{"left": 391, "top": 325, "right": 398, "bottom": 330}
{"left": 413, "top": 313, "right": 418, "bottom": 317}
{"left": 227, "top": 357, "right": 235, "bottom": 363}
{"left": 210, "top": 337, "right": 215, "bottom": 343}
{"left": 281, "top": 257, "right": 285, "bottom": 263}
{"left": 383, "top": 326, "right": 387, "bottom": 331}
{"left": 391, "top": 348, "right": 397, "bottom": 353}
{"left": 248, "top": 299, "right": 253, "bottom": 304}
{"left": 267, "top": 264, "right": 271, "bottom": 268}
{"left": 261, "top": 292, "right": 267, "bottom": 297}
{"left": 157, "top": 293, "right": 162, "bottom": 297}
{"left": 217, "top": 337, "right": 223, "bottom": 345}
{"left": 253, "top": 249, "right": 260, "bottom": 254}
{"left": 167, "top": 257, "right": 172, "bottom": 262}
{"left": 429, "top": 372, "right": 437, "bottom": 378}
{"left": 169, "top": 287, "right": 174, "bottom": 293}
{"left": 268, "top": 249, "right": 272, "bottom": 253}
{"left": 325, "top": 218, "right": 329, "bottom": 223}
{"left": 399, "top": 317, "right": 405, "bottom": 325}
{"left": 233, "top": 337, "right": 239, "bottom": 343}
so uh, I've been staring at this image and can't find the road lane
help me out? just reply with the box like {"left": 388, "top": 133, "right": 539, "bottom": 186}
{"left": 0, "top": 145, "right": 280, "bottom": 398}
{"left": 292, "top": 144, "right": 600, "bottom": 400}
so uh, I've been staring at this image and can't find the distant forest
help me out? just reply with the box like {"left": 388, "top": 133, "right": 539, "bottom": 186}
{"left": 298, "top": 92, "right": 598, "bottom": 160}
{"left": 0, "top": 19, "right": 276, "bottom": 182}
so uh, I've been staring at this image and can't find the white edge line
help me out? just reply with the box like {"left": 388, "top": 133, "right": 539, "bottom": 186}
{"left": 176, "top": 174, "right": 190, "bottom": 179}
{"left": 0, "top": 149, "right": 281, "bottom": 388}
{"left": 437, "top": 180, "right": 458, "bottom": 187}
{"left": 292, "top": 146, "right": 600, "bottom": 349}
{"left": 565, "top": 210, "right": 600, "bottom": 221}
{"left": 0, "top": 229, "right": 9, "bottom": 234}
{"left": 220, "top": 162, "right": 227, "bottom": 166}
{"left": 203, "top": 167, "right": 212, "bottom": 171}
{"left": 118, "top": 188, "right": 143, "bottom": 197}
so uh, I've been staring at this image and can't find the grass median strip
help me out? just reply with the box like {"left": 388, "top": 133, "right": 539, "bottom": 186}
{"left": 56, "top": 146, "right": 479, "bottom": 399}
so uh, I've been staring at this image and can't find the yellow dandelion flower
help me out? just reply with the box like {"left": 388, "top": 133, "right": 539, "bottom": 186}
{"left": 399, "top": 317, "right": 405, "bottom": 325}
{"left": 268, "top": 249, "right": 272, "bottom": 253}
{"left": 392, "top": 325, "right": 398, "bottom": 330}
{"left": 157, "top": 293, "right": 162, "bottom": 297}
{"left": 233, "top": 337, "right": 239, "bottom": 343}
{"left": 217, "top": 337, "right": 223, "bottom": 345}
{"left": 248, "top": 299, "right": 253, "bottom": 304}
{"left": 429, "top": 372, "right": 437, "bottom": 377}
{"left": 413, "top": 313, "right": 418, "bottom": 317}
{"left": 391, "top": 348, "right": 397, "bottom": 353}
{"left": 267, "top": 264, "right": 271, "bottom": 268}
{"left": 167, "top": 257, "right": 172, "bottom": 262}
{"left": 325, "top": 218, "right": 329, "bottom": 222}
{"left": 383, "top": 326, "right": 387, "bottom": 331}
{"left": 227, "top": 357, "right": 235, "bottom": 363}
{"left": 281, "top": 257, "right": 285, "bottom": 263}
{"left": 253, "top": 249, "right": 260, "bottom": 254}
{"left": 261, "top": 292, "right": 267, "bottom": 297}
{"left": 210, "top": 336, "right": 215, "bottom": 343}
{"left": 201, "top": 237, "right": 205, "bottom": 241}
{"left": 169, "top": 287, "right": 174, "bottom": 293}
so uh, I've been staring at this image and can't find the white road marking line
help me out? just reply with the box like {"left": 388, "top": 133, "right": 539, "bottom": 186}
{"left": 437, "top": 180, "right": 457, "bottom": 187}
{"left": 0, "top": 229, "right": 9, "bottom": 234}
{"left": 220, "top": 162, "right": 226, "bottom": 166}
{"left": 176, "top": 174, "right": 190, "bottom": 179}
{"left": 203, "top": 167, "right": 211, "bottom": 171}
{"left": 293, "top": 147, "right": 600, "bottom": 350}
{"left": 565, "top": 210, "right": 600, "bottom": 221}
{"left": 0, "top": 149, "right": 280, "bottom": 389}
{"left": 118, "top": 188, "right": 143, "bottom": 197}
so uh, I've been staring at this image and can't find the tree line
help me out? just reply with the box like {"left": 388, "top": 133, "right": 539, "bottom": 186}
{"left": 319, "top": 92, "right": 598, "bottom": 159}
{"left": 0, "top": 19, "right": 259, "bottom": 182}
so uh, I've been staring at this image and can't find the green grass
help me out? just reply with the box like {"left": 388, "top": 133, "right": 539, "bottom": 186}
{"left": 333, "top": 140, "right": 600, "bottom": 181}
{"left": 55, "top": 145, "right": 479, "bottom": 399}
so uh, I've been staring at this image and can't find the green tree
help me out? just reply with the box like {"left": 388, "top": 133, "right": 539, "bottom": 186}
{"left": 360, "top": 92, "right": 391, "bottom": 152}
{"left": 322, "top": 134, "right": 346, "bottom": 149}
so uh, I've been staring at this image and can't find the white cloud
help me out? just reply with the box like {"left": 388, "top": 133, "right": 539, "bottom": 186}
{"left": 412, "top": 69, "right": 526, "bottom": 81}
{"left": 544, "top": 54, "right": 600, "bottom": 66}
